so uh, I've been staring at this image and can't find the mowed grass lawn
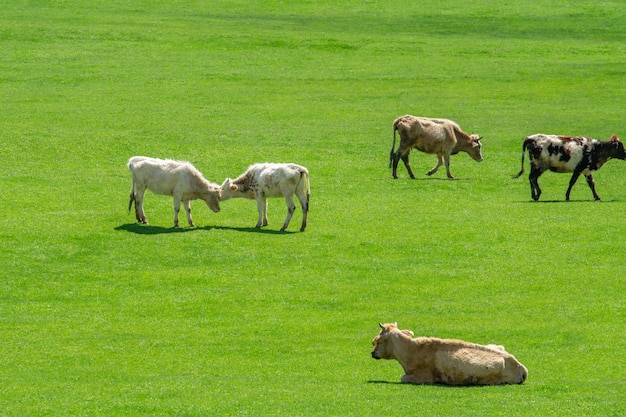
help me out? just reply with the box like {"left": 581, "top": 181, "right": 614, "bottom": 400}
{"left": 1, "top": 1, "right": 625, "bottom": 415}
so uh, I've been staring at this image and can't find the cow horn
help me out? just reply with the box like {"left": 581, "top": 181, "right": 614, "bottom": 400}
{"left": 378, "top": 322, "right": 384, "bottom": 329}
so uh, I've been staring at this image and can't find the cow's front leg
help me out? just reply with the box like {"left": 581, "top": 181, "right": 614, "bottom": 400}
{"left": 183, "top": 200, "right": 195, "bottom": 227}
{"left": 427, "top": 155, "right": 444, "bottom": 177}
{"left": 443, "top": 153, "right": 454, "bottom": 179}
{"left": 255, "top": 195, "right": 268, "bottom": 228}
{"left": 565, "top": 171, "right": 583, "bottom": 201}
{"left": 401, "top": 370, "right": 433, "bottom": 384}
{"left": 584, "top": 174, "right": 601, "bottom": 200}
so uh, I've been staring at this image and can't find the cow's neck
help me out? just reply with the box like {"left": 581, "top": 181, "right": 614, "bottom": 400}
{"left": 390, "top": 331, "right": 416, "bottom": 371}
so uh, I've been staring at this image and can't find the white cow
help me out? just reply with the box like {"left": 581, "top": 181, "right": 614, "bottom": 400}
{"left": 127, "top": 156, "right": 221, "bottom": 227}
{"left": 220, "top": 163, "right": 310, "bottom": 231}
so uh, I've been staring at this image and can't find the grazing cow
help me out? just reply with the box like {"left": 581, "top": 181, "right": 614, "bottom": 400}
{"left": 220, "top": 163, "right": 310, "bottom": 232}
{"left": 371, "top": 323, "right": 528, "bottom": 386}
{"left": 390, "top": 115, "right": 483, "bottom": 179}
{"left": 127, "top": 156, "right": 221, "bottom": 227}
{"left": 513, "top": 134, "right": 626, "bottom": 201}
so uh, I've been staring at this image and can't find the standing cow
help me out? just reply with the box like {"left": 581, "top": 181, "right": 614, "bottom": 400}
{"left": 390, "top": 115, "right": 483, "bottom": 179}
{"left": 371, "top": 323, "right": 528, "bottom": 386}
{"left": 513, "top": 134, "right": 626, "bottom": 201}
{"left": 127, "top": 156, "right": 221, "bottom": 227}
{"left": 219, "top": 163, "right": 310, "bottom": 232}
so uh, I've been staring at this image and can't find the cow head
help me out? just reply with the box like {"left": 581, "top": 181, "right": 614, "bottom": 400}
{"left": 468, "top": 134, "right": 484, "bottom": 162}
{"left": 202, "top": 188, "right": 221, "bottom": 213}
{"left": 609, "top": 135, "right": 626, "bottom": 160}
{"left": 453, "top": 134, "right": 483, "bottom": 162}
{"left": 219, "top": 178, "right": 238, "bottom": 201}
{"left": 371, "top": 322, "right": 414, "bottom": 360}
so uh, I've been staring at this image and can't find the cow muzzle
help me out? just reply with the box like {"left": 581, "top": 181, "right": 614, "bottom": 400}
{"left": 371, "top": 351, "right": 381, "bottom": 360}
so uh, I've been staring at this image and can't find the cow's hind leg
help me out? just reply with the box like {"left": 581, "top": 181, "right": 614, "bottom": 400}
{"left": 392, "top": 152, "right": 414, "bottom": 179}
{"left": 134, "top": 186, "right": 148, "bottom": 224}
{"left": 400, "top": 154, "right": 416, "bottom": 179}
{"left": 529, "top": 168, "right": 542, "bottom": 201}
{"left": 296, "top": 187, "right": 309, "bottom": 232}
{"left": 583, "top": 173, "right": 601, "bottom": 201}
{"left": 280, "top": 192, "right": 296, "bottom": 232}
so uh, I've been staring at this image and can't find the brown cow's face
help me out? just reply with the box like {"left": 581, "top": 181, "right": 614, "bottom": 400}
{"left": 469, "top": 135, "right": 484, "bottom": 162}
{"left": 371, "top": 322, "right": 400, "bottom": 360}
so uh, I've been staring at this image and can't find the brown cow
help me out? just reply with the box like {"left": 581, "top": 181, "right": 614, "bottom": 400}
{"left": 390, "top": 115, "right": 483, "bottom": 179}
{"left": 371, "top": 323, "right": 528, "bottom": 386}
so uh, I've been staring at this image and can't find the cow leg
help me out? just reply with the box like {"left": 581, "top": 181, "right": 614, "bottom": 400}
{"left": 391, "top": 152, "right": 401, "bottom": 179}
{"left": 183, "top": 200, "right": 195, "bottom": 227}
{"left": 281, "top": 193, "right": 296, "bottom": 232}
{"left": 401, "top": 370, "right": 434, "bottom": 384}
{"left": 400, "top": 154, "right": 416, "bottom": 179}
{"left": 583, "top": 173, "right": 601, "bottom": 201}
{"left": 134, "top": 186, "right": 148, "bottom": 224}
{"left": 296, "top": 187, "right": 309, "bottom": 232}
{"left": 565, "top": 171, "right": 583, "bottom": 201}
{"left": 528, "top": 168, "right": 542, "bottom": 201}
{"left": 255, "top": 195, "right": 268, "bottom": 228}
{"left": 426, "top": 155, "right": 454, "bottom": 178}
{"left": 444, "top": 153, "right": 454, "bottom": 179}
{"left": 172, "top": 196, "right": 181, "bottom": 227}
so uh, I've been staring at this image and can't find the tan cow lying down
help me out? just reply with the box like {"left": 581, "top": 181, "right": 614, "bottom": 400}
{"left": 371, "top": 323, "right": 528, "bottom": 386}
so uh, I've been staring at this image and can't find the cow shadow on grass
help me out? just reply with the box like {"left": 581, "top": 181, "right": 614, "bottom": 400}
{"left": 516, "top": 199, "right": 620, "bottom": 204}
{"left": 114, "top": 223, "right": 294, "bottom": 235}
{"left": 367, "top": 380, "right": 490, "bottom": 388}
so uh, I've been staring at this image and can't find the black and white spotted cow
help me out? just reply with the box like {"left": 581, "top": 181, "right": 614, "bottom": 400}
{"left": 513, "top": 134, "right": 626, "bottom": 201}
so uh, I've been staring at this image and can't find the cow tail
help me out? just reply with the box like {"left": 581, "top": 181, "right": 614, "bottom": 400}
{"left": 390, "top": 122, "right": 399, "bottom": 168}
{"left": 301, "top": 169, "right": 311, "bottom": 209}
{"left": 512, "top": 139, "right": 528, "bottom": 179}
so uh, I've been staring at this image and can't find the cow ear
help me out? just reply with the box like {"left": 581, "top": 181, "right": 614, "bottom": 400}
{"left": 401, "top": 330, "right": 415, "bottom": 337}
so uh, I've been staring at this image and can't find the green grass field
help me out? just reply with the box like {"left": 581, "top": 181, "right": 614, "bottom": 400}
{"left": 1, "top": 1, "right": 625, "bottom": 415}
